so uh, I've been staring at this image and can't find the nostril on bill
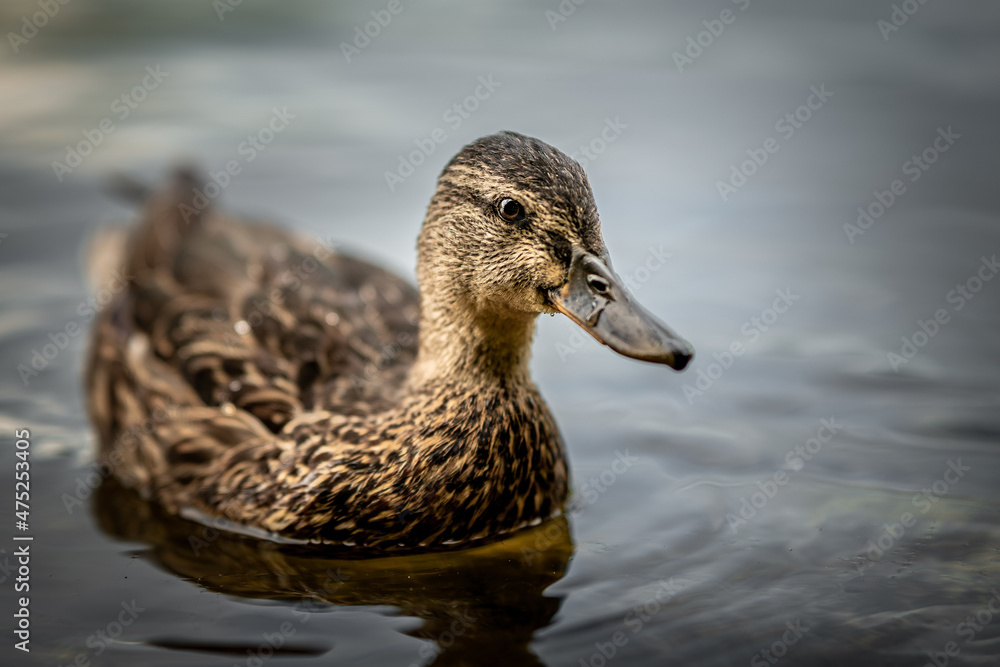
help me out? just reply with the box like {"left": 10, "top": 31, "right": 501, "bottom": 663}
{"left": 587, "top": 275, "right": 609, "bottom": 294}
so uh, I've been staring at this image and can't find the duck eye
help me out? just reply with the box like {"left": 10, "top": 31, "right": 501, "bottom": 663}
{"left": 497, "top": 198, "right": 526, "bottom": 223}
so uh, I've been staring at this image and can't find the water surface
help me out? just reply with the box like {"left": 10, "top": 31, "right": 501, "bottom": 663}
{"left": 1, "top": 1, "right": 999, "bottom": 665}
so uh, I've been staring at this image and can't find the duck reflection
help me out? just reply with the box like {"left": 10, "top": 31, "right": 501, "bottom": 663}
{"left": 94, "top": 476, "right": 574, "bottom": 666}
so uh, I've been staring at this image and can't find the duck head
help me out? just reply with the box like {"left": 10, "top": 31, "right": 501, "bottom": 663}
{"left": 415, "top": 131, "right": 692, "bottom": 375}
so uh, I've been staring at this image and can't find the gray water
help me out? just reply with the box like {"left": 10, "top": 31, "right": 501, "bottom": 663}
{"left": 2, "top": 1, "right": 999, "bottom": 665}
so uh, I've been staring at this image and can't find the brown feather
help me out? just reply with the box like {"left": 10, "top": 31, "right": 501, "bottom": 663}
{"left": 86, "top": 132, "right": 612, "bottom": 553}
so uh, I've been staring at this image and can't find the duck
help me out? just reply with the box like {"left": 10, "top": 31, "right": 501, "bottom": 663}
{"left": 86, "top": 131, "right": 693, "bottom": 554}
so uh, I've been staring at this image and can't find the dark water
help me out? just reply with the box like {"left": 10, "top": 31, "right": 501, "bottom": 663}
{"left": 2, "top": 1, "right": 1000, "bottom": 665}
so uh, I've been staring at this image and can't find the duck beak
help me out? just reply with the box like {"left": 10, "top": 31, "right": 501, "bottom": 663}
{"left": 548, "top": 248, "right": 693, "bottom": 370}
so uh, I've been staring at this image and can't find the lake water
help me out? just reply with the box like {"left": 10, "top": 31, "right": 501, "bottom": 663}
{"left": 1, "top": 1, "right": 999, "bottom": 665}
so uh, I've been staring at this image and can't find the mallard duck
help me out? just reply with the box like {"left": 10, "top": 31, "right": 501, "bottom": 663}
{"left": 87, "top": 131, "right": 693, "bottom": 554}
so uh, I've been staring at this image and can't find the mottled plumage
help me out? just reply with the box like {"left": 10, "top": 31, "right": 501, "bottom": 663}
{"left": 87, "top": 132, "right": 692, "bottom": 554}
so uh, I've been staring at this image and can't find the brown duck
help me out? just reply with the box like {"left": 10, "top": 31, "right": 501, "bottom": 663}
{"left": 87, "top": 131, "right": 693, "bottom": 554}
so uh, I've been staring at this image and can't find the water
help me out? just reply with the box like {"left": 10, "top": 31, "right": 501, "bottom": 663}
{"left": 2, "top": 1, "right": 1000, "bottom": 665}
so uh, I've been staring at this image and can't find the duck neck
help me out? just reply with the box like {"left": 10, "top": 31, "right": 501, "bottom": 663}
{"left": 408, "top": 292, "right": 537, "bottom": 390}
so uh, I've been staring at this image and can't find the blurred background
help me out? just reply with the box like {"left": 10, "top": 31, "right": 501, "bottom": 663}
{"left": 1, "top": 1, "right": 999, "bottom": 666}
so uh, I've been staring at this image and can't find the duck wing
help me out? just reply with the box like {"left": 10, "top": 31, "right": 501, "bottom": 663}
{"left": 87, "top": 169, "right": 419, "bottom": 499}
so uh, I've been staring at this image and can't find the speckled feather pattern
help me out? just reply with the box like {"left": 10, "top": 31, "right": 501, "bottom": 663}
{"left": 87, "top": 133, "right": 611, "bottom": 553}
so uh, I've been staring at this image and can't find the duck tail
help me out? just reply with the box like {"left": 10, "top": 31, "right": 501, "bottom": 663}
{"left": 86, "top": 166, "right": 209, "bottom": 295}
{"left": 104, "top": 165, "right": 204, "bottom": 206}
{"left": 104, "top": 172, "right": 154, "bottom": 205}
{"left": 119, "top": 166, "right": 212, "bottom": 284}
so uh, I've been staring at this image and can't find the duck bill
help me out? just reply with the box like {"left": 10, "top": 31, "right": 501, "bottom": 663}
{"left": 548, "top": 249, "right": 693, "bottom": 370}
